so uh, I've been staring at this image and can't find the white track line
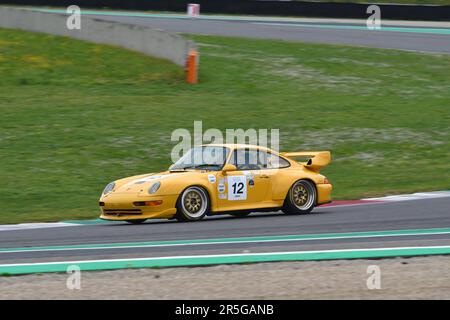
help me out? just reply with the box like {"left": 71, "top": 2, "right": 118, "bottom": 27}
{"left": 0, "top": 222, "right": 80, "bottom": 232}
{"left": 2, "top": 245, "right": 450, "bottom": 268}
{"left": 2, "top": 228, "right": 450, "bottom": 254}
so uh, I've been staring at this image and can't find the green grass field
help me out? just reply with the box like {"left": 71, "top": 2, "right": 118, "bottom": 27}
{"left": 0, "top": 28, "right": 449, "bottom": 224}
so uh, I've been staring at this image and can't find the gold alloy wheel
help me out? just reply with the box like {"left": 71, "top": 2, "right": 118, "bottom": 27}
{"left": 289, "top": 180, "right": 315, "bottom": 211}
{"left": 292, "top": 184, "right": 308, "bottom": 207}
{"left": 184, "top": 191, "right": 203, "bottom": 214}
{"left": 180, "top": 186, "right": 208, "bottom": 218}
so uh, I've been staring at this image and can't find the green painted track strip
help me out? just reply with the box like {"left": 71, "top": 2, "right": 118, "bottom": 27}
{"left": 2, "top": 245, "right": 450, "bottom": 275}
{"left": 1, "top": 227, "right": 450, "bottom": 253}
{"left": 32, "top": 9, "right": 450, "bottom": 35}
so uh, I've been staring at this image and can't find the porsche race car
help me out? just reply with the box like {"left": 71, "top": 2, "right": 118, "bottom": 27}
{"left": 99, "top": 144, "right": 332, "bottom": 223}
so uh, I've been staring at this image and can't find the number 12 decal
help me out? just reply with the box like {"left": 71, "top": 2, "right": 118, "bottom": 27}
{"left": 232, "top": 182, "right": 244, "bottom": 194}
{"left": 227, "top": 175, "right": 247, "bottom": 200}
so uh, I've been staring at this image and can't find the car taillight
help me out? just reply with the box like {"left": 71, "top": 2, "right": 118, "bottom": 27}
{"left": 324, "top": 177, "right": 330, "bottom": 184}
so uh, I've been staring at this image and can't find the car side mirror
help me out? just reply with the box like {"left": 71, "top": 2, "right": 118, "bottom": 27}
{"left": 222, "top": 163, "right": 237, "bottom": 174}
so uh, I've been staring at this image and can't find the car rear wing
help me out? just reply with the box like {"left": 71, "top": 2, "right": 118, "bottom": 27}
{"left": 280, "top": 151, "right": 331, "bottom": 172}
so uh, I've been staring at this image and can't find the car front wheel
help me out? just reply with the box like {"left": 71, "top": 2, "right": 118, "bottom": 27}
{"left": 282, "top": 179, "right": 316, "bottom": 215}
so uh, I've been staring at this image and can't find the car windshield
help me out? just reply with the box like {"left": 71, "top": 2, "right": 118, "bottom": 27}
{"left": 169, "top": 146, "right": 230, "bottom": 171}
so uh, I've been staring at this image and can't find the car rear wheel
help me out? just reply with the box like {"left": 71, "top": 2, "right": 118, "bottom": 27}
{"left": 282, "top": 179, "right": 316, "bottom": 215}
{"left": 176, "top": 186, "right": 210, "bottom": 222}
{"left": 125, "top": 219, "right": 147, "bottom": 224}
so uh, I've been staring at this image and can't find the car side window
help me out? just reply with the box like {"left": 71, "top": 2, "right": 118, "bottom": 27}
{"left": 230, "top": 149, "right": 290, "bottom": 170}
{"left": 264, "top": 152, "right": 290, "bottom": 169}
{"left": 230, "top": 149, "right": 261, "bottom": 170}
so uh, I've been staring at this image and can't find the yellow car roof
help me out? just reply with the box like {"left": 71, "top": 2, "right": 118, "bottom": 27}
{"left": 201, "top": 143, "right": 275, "bottom": 153}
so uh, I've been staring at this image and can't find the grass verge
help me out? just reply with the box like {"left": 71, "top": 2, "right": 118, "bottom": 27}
{"left": 0, "top": 28, "right": 449, "bottom": 224}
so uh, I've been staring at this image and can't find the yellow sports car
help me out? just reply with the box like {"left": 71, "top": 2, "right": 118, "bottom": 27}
{"left": 99, "top": 144, "right": 332, "bottom": 223}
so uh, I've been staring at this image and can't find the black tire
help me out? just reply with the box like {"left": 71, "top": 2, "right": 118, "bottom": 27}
{"left": 282, "top": 179, "right": 316, "bottom": 215}
{"left": 175, "top": 186, "right": 210, "bottom": 222}
{"left": 125, "top": 219, "right": 147, "bottom": 224}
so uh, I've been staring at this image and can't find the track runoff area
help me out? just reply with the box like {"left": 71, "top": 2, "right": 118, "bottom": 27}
{"left": 1, "top": 191, "right": 450, "bottom": 275}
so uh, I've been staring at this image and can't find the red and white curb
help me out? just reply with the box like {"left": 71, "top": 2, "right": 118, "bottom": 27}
{"left": 1, "top": 191, "right": 449, "bottom": 231}
{"left": 319, "top": 190, "right": 450, "bottom": 208}
{"left": 363, "top": 191, "right": 450, "bottom": 202}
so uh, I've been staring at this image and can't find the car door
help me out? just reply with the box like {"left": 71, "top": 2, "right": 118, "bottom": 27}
{"left": 215, "top": 148, "right": 272, "bottom": 211}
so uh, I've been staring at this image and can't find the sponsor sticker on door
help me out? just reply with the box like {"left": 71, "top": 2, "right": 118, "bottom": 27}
{"left": 218, "top": 183, "right": 226, "bottom": 193}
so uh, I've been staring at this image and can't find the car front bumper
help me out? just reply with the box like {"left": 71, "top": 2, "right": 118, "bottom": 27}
{"left": 99, "top": 193, "right": 178, "bottom": 221}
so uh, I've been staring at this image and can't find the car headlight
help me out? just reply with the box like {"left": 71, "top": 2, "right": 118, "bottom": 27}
{"left": 148, "top": 182, "right": 161, "bottom": 194}
{"left": 103, "top": 182, "right": 115, "bottom": 195}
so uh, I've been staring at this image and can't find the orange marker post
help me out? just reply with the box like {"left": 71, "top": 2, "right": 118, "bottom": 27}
{"left": 186, "top": 50, "right": 198, "bottom": 84}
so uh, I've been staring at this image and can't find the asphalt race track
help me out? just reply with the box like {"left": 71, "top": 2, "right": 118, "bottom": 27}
{"left": 82, "top": 13, "right": 450, "bottom": 53}
{"left": 1, "top": 197, "right": 449, "bottom": 265}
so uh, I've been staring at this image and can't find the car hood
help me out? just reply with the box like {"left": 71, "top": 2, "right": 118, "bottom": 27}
{"left": 113, "top": 170, "right": 205, "bottom": 195}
